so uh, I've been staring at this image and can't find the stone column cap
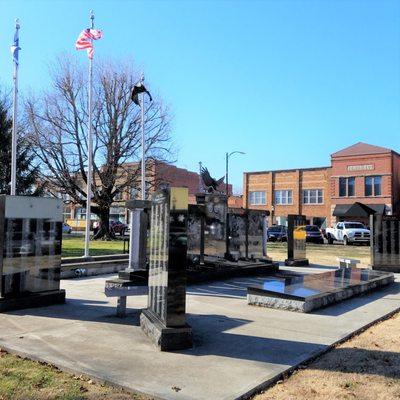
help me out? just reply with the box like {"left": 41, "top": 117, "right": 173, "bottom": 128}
{"left": 125, "top": 200, "right": 151, "bottom": 210}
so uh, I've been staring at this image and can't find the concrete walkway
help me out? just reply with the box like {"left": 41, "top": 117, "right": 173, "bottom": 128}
{"left": 0, "top": 266, "right": 399, "bottom": 400}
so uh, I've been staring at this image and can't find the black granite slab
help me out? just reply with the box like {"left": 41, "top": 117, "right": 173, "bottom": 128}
{"left": 146, "top": 188, "right": 190, "bottom": 327}
{"left": 285, "top": 214, "right": 309, "bottom": 266}
{"left": 247, "top": 268, "right": 394, "bottom": 312}
{"left": 0, "top": 196, "right": 64, "bottom": 311}
{"left": 371, "top": 214, "right": 400, "bottom": 273}
{"left": 196, "top": 193, "right": 227, "bottom": 258}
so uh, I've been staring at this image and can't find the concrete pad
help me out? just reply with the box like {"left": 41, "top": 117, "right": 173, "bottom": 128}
{"left": 0, "top": 266, "right": 398, "bottom": 400}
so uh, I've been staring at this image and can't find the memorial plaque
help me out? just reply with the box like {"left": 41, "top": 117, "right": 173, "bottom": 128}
{"left": 187, "top": 205, "right": 205, "bottom": 265}
{"left": 285, "top": 214, "right": 309, "bottom": 266}
{"left": 228, "top": 212, "right": 247, "bottom": 259}
{"left": 141, "top": 188, "right": 192, "bottom": 350}
{"left": 0, "top": 196, "right": 65, "bottom": 311}
{"left": 247, "top": 210, "right": 267, "bottom": 259}
{"left": 371, "top": 214, "right": 400, "bottom": 273}
{"left": 196, "top": 193, "right": 227, "bottom": 257}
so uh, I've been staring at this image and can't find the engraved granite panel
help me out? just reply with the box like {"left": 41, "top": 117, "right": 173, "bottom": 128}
{"left": 287, "top": 214, "right": 307, "bottom": 262}
{"left": 371, "top": 214, "right": 400, "bottom": 272}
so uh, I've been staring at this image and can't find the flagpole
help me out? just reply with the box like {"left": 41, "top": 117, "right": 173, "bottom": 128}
{"left": 10, "top": 19, "right": 20, "bottom": 196}
{"left": 140, "top": 74, "right": 145, "bottom": 200}
{"left": 84, "top": 10, "right": 95, "bottom": 258}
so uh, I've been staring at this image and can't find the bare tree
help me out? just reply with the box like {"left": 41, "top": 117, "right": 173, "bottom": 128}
{"left": 26, "top": 57, "right": 173, "bottom": 239}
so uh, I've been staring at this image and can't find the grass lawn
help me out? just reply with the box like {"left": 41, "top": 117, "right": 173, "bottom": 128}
{"left": 0, "top": 349, "right": 146, "bottom": 400}
{"left": 61, "top": 235, "right": 372, "bottom": 267}
{"left": 62, "top": 235, "right": 126, "bottom": 258}
{"left": 267, "top": 242, "right": 371, "bottom": 268}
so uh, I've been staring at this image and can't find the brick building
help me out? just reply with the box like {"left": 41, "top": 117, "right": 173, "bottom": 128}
{"left": 243, "top": 142, "right": 400, "bottom": 228}
{"left": 64, "top": 160, "right": 233, "bottom": 227}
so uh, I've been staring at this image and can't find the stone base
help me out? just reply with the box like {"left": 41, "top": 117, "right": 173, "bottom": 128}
{"left": 0, "top": 289, "right": 66, "bottom": 312}
{"left": 140, "top": 309, "right": 193, "bottom": 351}
{"left": 247, "top": 272, "right": 394, "bottom": 313}
{"left": 284, "top": 258, "right": 309, "bottom": 266}
{"left": 372, "top": 265, "right": 400, "bottom": 273}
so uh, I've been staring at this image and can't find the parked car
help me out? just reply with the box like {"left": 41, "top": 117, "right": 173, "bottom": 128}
{"left": 303, "top": 225, "right": 324, "bottom": 244}
{"left": 325, "top": 221, "right": 370, "bottom": 245}
{"left": 267, "top": 225, "right": 287, "bottom": 242}
{"left": 62, "top": 222, "right": 72, "bottom": 234}
{"left": 110, "top": 220, "right": 128, "bottom": 236}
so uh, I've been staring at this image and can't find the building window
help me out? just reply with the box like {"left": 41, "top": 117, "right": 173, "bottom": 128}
{"left": 249, "top": 191, "right": 266, "bottom": 205}
{"left": 339, "top": 177, "right": 355, "bottom": 197}
{"left": 365, "top": 176, "right": 382, "bottom": 196}
{"left": 63, "top": 207, "right": 72, "bottom": 219}
{"left": 77, "top": 207, "right": 86, "bottom": 220}
{"left": 302, "top": 189, "right": 323, "bottom": 204}
{"left": 274, "top": 190, "right": 293, "bottom": 205}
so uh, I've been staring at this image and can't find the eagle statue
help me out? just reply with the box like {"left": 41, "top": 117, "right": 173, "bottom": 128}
{"left": 200, "top": 167, "right": 225, "bottom": 193}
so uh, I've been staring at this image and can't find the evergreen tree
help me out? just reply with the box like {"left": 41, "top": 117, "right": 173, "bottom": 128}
{"left": 0, "top": 101, "right": 42, "bottom": 195}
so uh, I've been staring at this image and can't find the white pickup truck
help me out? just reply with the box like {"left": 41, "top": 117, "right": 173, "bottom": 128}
{"left": 325, "top": 221, "right": 370, "bottom": 245}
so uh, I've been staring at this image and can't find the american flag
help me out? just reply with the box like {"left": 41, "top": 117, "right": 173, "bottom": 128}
{"left": 75, "top": 28, "right": 102, "bottom": 59}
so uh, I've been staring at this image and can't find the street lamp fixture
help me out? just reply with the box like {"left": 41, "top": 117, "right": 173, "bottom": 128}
{"left": 225, "top": 151, "right": 245, "bottom": 197}
{"left": 225, "top": 150, "right": 245, "bottom": 260}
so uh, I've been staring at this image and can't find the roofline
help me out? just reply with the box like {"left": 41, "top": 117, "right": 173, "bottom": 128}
{"left": 331, "top": 149, "right": 398, "bottom": 158}
{"left": 244, "top": 166, "right": 331, "bottom": 175}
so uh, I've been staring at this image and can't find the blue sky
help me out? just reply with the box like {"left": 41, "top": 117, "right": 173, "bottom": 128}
{"left": 1, "top": 0, "right": 399, "bottom": 193}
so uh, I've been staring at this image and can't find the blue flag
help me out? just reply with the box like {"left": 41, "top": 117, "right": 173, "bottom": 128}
{"left": 10, "top": 24, "right": 20, "bottom": 65}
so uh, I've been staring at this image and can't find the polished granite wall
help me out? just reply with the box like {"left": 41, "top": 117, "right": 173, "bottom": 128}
{"left": 0, "top": 196, "right": 63, "bottom": 298}
{"left": 371, "top": 214, "right": 400, "bottom": 272}
{"left": 147, "top": 188, "right": 188, "bottom": 328}
{"left": 287, "top": 214, "right": 307, "bottom": 260}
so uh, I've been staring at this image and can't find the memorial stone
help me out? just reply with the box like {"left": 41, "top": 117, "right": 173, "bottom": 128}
{"left": 371, "top": 214, "right": 400, "bottom": 273}
{"left": 0, "top": 195, "right": 65, "bottom": 311}
{"left": 285, "top": 214, "right": 309, "bottom": 266}
{"left": 187, "top": 204, "right": 205, "bottom": 266}
{"left": 228, "top": 212, "right": 247, "bottom": 260}
{"left": 196, "top": 193, "right": 227, "bottom": 258}
{"left": 140, "top": 187, "right": 193, "bottom": 351}
{"left": 247, "top": 210, "right": 268, "bottom": 259}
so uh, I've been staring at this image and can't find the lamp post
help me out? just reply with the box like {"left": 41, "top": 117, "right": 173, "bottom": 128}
{"left": 225, "top": 151, "right": 245, "bottom": 259}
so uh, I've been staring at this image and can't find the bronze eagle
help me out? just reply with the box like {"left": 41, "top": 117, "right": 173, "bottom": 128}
{"left": 200, "top": 167, "right": 225, "bottom": 193}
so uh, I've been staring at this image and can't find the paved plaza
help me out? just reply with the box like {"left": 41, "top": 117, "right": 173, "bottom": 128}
{"left": 0, "top": 266, "right": 399, "bottom": 400}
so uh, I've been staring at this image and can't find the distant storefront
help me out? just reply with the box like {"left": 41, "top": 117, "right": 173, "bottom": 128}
{"left": 243, "top": 142, "right": 400, "bottom": 227}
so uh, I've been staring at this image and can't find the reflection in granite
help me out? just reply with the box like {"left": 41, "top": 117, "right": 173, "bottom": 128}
{"left": 229, "top": 213, "right": 247, "bottom": 258}
{"left": 287, "top": 214, "right": 307, "bottom": 260}
{"left": 0, "top": 196, "right": 63, "bottom": 298}
{"left": 196, "top": 193, "right": 227, "bottom": 258}
{"left": 249, "top": 268, "right": 393, "bottom": 301}
{"left": 187, "top": 205, "right": 204, "bottom": 264}
{"left": 147, "top": 188, "right": 188, "bottom": 328}
{"left": 371, "top": 215, "right": 400, "bottom": 271}
{"left": 247, "top": 211, "right": 267, "bottom": 259}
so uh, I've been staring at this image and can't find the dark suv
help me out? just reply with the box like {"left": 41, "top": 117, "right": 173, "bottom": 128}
{"left": 304, "top": 225, "right": 324, "bottom": 244}
{"left": 267, "top": 225, "right": 287, "bottom": 242}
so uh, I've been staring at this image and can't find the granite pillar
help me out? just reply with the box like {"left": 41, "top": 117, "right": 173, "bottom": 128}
{"left": 285, "top": 214, "right": 309, "bottom": 266}
{"left": 140, "top": 187, "right": 193, "bottom": 351}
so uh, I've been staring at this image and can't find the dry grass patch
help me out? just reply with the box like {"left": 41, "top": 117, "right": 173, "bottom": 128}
{"left": 254, "top": 311, "right": 400, "bottom": 400}
{"left": 0, "top": 350, "right": 150, "bottom": 400}
{"left": 267, "top": 242, "right": 371, "bottom": 268}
